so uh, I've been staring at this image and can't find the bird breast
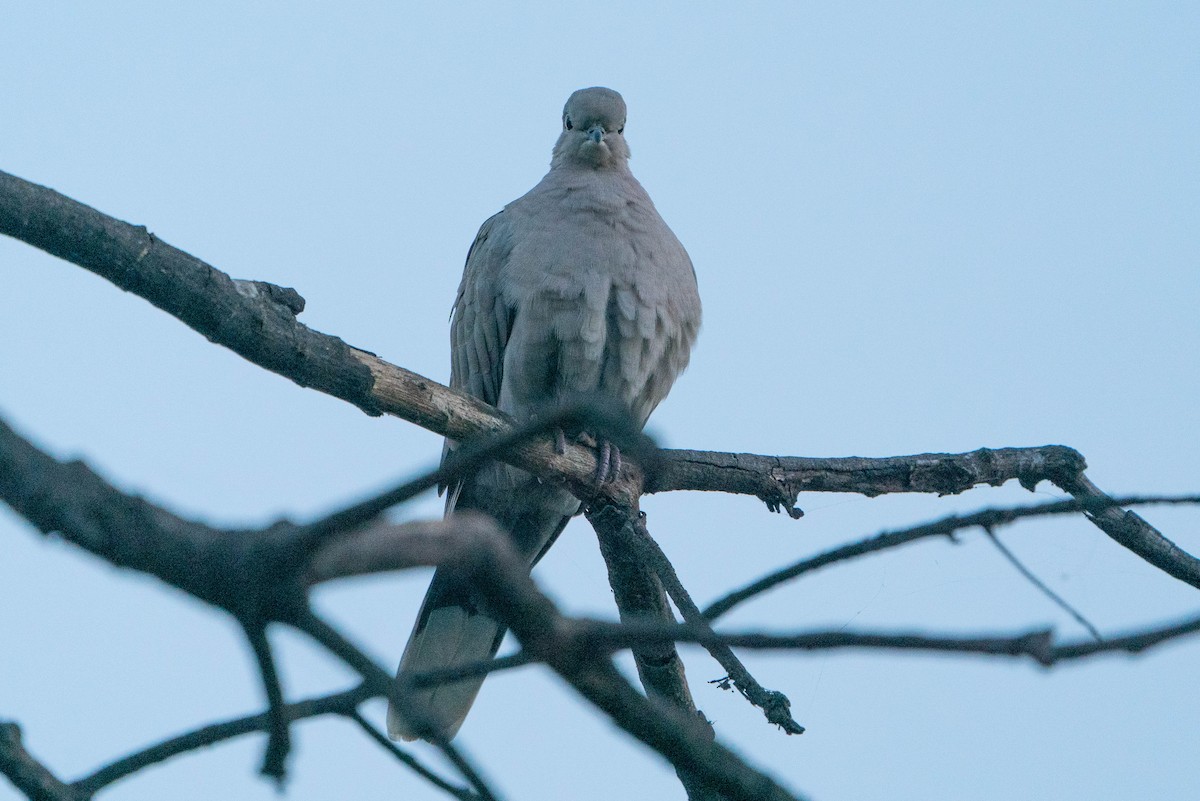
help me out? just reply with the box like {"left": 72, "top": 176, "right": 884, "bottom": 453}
{"left": 496, "top": 178, "right": 700, "bottom": 425}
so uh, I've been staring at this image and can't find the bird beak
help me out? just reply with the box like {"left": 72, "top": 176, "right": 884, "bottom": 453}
{"left": 587, "top": 125, "right": 605, "bottom": 144}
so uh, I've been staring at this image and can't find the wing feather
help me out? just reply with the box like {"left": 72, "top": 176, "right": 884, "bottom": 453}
{"left": 441, "top": 212, "right": 513, "bottom": 501}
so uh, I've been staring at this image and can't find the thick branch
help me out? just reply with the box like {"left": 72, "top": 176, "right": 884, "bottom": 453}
{"left": 0, "top": 169, "right": 636, "bottom": 508}
{"left": 460, "top": 527, "right": 806, "bottom": 801}
{"left": 0, "top": 172, "right": 1129, "bottom": 518}
{"left": 3, "top": 169, "right": 1196, "bottom": 801}
{"left": 4, "top": 170, "right": 1194, "bottom": 595}
{"left": 0, "top": 171, "right": 380, "bottom": 416}
{"left": 648, "top": 446, "right": 1087, "bottom": 516}
{"left": 587, "top": 506, "right": 696, "bottom": 711}
{"left": 0, "top": 416, "right": 244, "bottom": 609}
{"left": 1056, "top": 473, "right": 1200, "bottom": 589}
{"left": 587, "top": 504, "right": 726, "bottom": 801}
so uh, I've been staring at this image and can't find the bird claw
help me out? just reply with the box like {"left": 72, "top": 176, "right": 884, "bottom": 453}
{"left": 553, "top": 428, "right": 568, "bottom": 455}
{"left": 593, "top": 439, "right": 622, "bottom": 485}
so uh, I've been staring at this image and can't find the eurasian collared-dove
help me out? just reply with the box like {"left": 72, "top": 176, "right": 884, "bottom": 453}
{"left": 388, "top": 87, "right": 702, "bottom": 742}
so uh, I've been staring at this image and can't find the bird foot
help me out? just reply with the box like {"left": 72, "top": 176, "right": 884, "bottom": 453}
{"left": 568, "top": 431, "right": 622, "bottom": 485}
{"left": 592, "top": 438, "right": 622, "bottom": 485}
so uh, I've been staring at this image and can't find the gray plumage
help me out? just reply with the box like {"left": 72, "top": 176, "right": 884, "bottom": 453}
{"left": 388, "top": 87, "right": 701, "bottom": 741}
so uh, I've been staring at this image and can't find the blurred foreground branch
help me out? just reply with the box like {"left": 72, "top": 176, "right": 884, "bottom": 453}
{"left": 0, "top": 414, "right": 805, "bottom": 801}
{"left": 3, "top": 169, "right": 1200, "bottom": 801}
{"left": 3, "top": 169, "right": 1195, "bottom": 594}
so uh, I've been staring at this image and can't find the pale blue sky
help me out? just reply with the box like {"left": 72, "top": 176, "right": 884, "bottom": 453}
{"left": 2, "top": 4, "right": 1198, "bottom": 800}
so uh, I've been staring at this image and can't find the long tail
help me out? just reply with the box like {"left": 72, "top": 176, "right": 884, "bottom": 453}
{"left": 387, "top": 568, "right": 507, "bottom": 741}
{"left": 388, "top": 467, "right": 577, "bottom": 741}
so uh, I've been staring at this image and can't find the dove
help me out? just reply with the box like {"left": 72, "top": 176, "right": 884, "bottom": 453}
{"left": 388, "top": 87, "right": 701, "bottom": 741}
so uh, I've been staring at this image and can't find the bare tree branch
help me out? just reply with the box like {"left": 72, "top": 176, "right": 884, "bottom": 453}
{"left": 306, "top": 517, "right": 503, "bottom": 584}
{"left": 1049, "top": 613, "right": 1200, "bottom": 659}
{"left": 0, "top": 171, "right": 380, "bottom": 417}
{"left": 647, "top": 445, "right": 1089, "bottom": 516}
{"left": 0, "top": 414, "right": 506, "bottom": 798}
{"left": 3, "top": 169, "right": 1196, "bottom": 801}
{"left": 553, "top": 611, "right": 1200, "bottom": 667}
{"left": 311, "top": 558, "right": 809, "bottom": 801}
{"left": 345, "top": 711, "right": 482, "bottom": 801}
{"left": 660, "top": 449, "right": 1200, "bottom": 593}
{"left": 42, "top": 608, "right": 1200, "bottom": 800}
{"left": 307, "top": 508, "right": 811, "bottom": 801}
{"left": 75, "top": 685, "right": 367, "bottom": 795}
{"left": 590, "top": 504, "right": 804, "bottom": 738}
{"left": 242, "top": 621, "right": 290, "bottom": 782}
{"left": 704, "top": 494, "right": 1200, "bottom": 621}
{"left": 0, "top": 723, "right": 81, "bottom": 801}
{"left": 0, "top": 169, "right": 639, "bottom": 511}
{"left": 1, "top": 412, "right": 798, "bottom": 800}
{"left": 586, "top": 502, "right": 727, "bottom": 801}
{"left": 403, "top": 653, "right": 539, "bottom": 688}
{"left": 452, "top": 524, "right": 808, "bottom": 801}
{"left": 982, "top": 526, "right": 1103, "bottom": 642}
{"left": 294, "top": 612, "right": 503, "bottom": 801}
{"left": 5, "top": 406, "right": 1196, "bottom": 801}
{"left": 299, "top": 399, "right": 649, "bottom": 554}
{"left": 1054, "top": 472, "right": 1200, "bottom": 588}
{"left": 635, "top": 516, "right": 805, "bottom": 736}
{"left": 70, "top": 680, "right": 476, "bottom": 800}
{"left": 587, "top": 505, "right": 696, "bottom": 710}
{"left": 5, "top": 169, "right": 1193, "bottom": 596}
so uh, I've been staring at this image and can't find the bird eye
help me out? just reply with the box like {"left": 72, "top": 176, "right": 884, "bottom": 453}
{"left": 618, "top": 126, "right": 624, "bottom": 134}
{"left": 565, "top": 117, "right": 573, "bottom": 130}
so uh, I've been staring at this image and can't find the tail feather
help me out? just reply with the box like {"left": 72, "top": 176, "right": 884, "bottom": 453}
{"left": 387, "top": 574, "right": 506, "bottom": 741}
{"left": 390, "top": 464, "right": 579, "bottom": 741}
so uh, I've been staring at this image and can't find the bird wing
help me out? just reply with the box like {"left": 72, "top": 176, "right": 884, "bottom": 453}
{"left": 440, "top": 211, "right": 513, "bottom": 506}
{"left": 449, "top": 210, "right": 512, "bottom": 408}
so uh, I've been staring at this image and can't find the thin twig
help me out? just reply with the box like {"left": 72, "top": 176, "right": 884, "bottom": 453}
{"left": 572, "top": 612, "right": 1200, "bottom": 667}
{"left": 241, "top": 621, "right": 291, "bottom": 782}
{"left": 628, "top": 514, "right": 804, "bottom": 735}
{"left": 407, "top": 652, "right": 538, "bottom": 688}
{"left": 982, "top": 526, "right": 1103, "bottom": 642}
{"left": 292, "top": 610, "right": 503, "bottom": 801}
{"left": 1051, "top": 613, "right": 1200, "bottom": 659}
{"left": 703, "top": 494, "right": 1200, "bottom": 621}
{"left": 74, "top": 685, "right": 374, "bottom": 794}
{"left": 347, "top": 711, "right": 480, "bottom": 801}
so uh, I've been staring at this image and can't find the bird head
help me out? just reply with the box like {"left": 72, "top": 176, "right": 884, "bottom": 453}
{"left": 552, "top": 86, "right": 630, "bottom": 169}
